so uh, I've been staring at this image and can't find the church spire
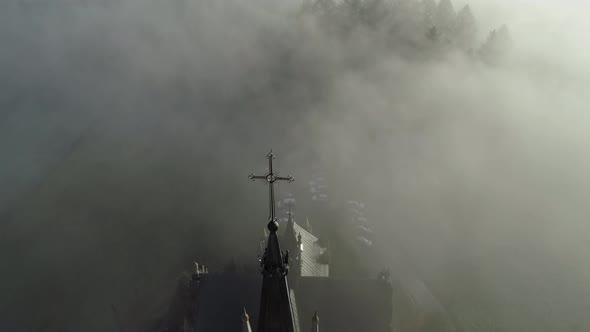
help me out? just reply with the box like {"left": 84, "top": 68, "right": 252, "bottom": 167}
{"left": 250, "top": 151, "right": 296, "bottom": 332}
{"left": 311, "top": 312, "right": 319, "bottom": 332}
{"left": 242, "top": 308, "right": 253, "bottom": 332}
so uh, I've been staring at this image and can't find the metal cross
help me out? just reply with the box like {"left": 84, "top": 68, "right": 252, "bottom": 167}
{"left": 249, "top": 151, "right": 294, "bottom": 228}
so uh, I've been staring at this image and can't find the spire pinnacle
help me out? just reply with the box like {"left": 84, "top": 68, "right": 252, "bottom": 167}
{"left": 242, "top": 307, "right": 253, "bottom": 332}
{"left": 250, "top": 151, "right": 296, "bottom": 332}
{"left": 242, "top": 307, "right": 250, "bottom": 321}
{"left": 311, "top": 312, "right": 320, "bottom": 332}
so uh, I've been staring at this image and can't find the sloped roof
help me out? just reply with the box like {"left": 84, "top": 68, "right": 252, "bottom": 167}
{"left": 393, "top": 278, "right": 458, "bottom": 332}
{"left": 290, "top": 289, "right": 301, "bottom": 332}
{"left": 293, "top": 223, "right": 329, "bottom": 277}
{"left": 192, "top": 273, "right": 262, "bottom": 332}
{"left": 400, "top": 278, "right": 445, "bottom": 314}
{"left": 190, "top": 273, "right": 392, "bottom": 332}
{"left": 297, "top": 277, "right": 393, "bottom": 332}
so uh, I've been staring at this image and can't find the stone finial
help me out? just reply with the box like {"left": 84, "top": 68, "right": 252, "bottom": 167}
{"left": 311, "top": 311, "right": 320, "bottom": 332}
{"left": 242, "top": 307, "right": 252, "bottom": 332}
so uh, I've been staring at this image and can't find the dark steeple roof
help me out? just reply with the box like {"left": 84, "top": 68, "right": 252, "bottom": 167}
{"left": 250, "top": 151, "right": 296, "bottom": 332}
{"left": 258, "top": 229, "right": 296, "bottom": 332}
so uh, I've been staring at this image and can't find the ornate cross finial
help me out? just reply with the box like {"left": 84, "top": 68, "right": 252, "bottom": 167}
{"left": 249, "top": 150, "right": 294, "bottom": 232}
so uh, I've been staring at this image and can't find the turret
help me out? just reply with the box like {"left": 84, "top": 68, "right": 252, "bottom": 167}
{"left": 284, "top": 205, "right": 298, "bottom": 253}
{"left": 290, "top": 232, "right": 304, "bottom": 286}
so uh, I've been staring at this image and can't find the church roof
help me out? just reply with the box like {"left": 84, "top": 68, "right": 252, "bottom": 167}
{"left": 292, "top": 223, "right": 329, "bottom": 277}
{"left": 191, "top": 273, "right": 262, "bottom": 332}
{"left": 393, "top": 278, "right": 458, "bottom": 332}
{"left": 295, "top": 277, "right": 393, "bottom": 332}
{"left": 399, "top": 278, "right": 445, "bottom": 314}
{"left": 189, "top": 273, "right": 392, "bottom": 332}
{"left": 289, "top": 289, "right": 301, "bottom": 332}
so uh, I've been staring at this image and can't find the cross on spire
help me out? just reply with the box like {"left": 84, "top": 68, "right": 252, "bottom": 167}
{"left": 249, "top": 150, "right": 294, "bottom": 232}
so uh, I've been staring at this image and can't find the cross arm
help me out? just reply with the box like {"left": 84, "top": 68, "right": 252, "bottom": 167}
{"left": 275, "top": 175, "right": 295, "bottom": 183}
{"left": 249, "top": 174, "right": 267, "bottom": 181}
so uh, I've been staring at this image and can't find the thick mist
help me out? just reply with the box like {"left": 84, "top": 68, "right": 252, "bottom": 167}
{"left": 1, "top": 0, "right": 589, "bottom": 331}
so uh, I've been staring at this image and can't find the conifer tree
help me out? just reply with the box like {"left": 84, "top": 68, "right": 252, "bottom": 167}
{"left": 455, "top": 4, "right": 477, "bottom": 50}
{"left": 479, "top": 24, "right": 513, "bottom": 63}
{"left": 361, "top": 0, "right": 390, "bottom": 29}
{"left": 426, "top": 26, "right": 440, "bottom": 42}
{"left": 307, "top": 0, "right": 336, "bottom": 15}
{"left": 390, "top": 0, "right": 422, "bottom": 40}
{"left": 434, "top": 0, "right": 457, "bottom": 35}
{"left": 421, "top": 0, "right": 437, "bottom": 29}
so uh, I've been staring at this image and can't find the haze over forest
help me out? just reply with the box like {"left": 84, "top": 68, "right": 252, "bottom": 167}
{"left": 0, "top": 0, "right": 589, "bottom": 331}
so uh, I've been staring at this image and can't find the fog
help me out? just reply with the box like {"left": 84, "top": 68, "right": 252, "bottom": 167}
{"left": 0, "top": 0, "right": 589, "bottom": 331}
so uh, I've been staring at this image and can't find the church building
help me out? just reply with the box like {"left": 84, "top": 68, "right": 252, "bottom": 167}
{"left": 177, "top": 151, "right": 393, "bottom": 332}
{"left": 150, "top": 151, "right": 458, "bottom": 332}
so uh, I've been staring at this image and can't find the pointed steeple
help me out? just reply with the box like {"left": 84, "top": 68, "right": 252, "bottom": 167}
{"left": 257, "top": 217, "right": 296, "bottom": 332}
{"left": 242, "top": 308, "right": 253, "bottom": 332}
{"left": 250, "top": 151, "right": 296, "bottom": 332}
{"left": 311, "top": 312, "right": 319, "bottom": 332}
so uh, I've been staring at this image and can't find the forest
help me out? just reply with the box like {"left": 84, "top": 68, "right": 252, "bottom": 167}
{"left": 299, "top": 0, "right": 512, "bottom": 64}
{"left": 1, "top": 0, "right": 589, "bottom": 332}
